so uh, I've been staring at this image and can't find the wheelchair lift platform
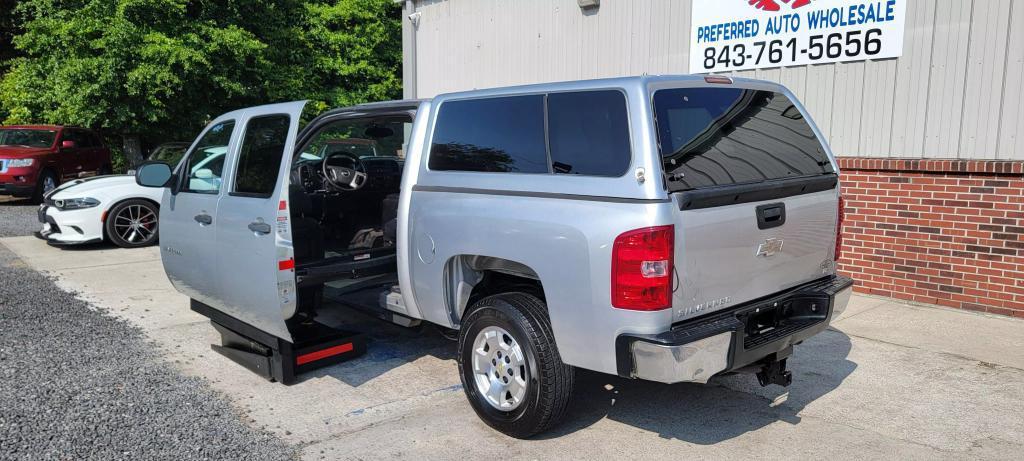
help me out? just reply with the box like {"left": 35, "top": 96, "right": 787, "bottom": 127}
{"left": 192, "top": 300, "right": 365, "bottom": 384}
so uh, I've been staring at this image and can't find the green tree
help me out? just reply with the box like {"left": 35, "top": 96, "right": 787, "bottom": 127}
{"left": 297, "top": 0, "right": 402, "bottom": 113}
{"left": 0, "top": 0, "right": 401, "bottom": 170}
{"left": 0, "top": 0, "right": 23, "bottom": 88}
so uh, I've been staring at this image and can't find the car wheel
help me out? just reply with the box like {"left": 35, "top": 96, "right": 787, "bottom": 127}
{"left": 105, "top": 199, "right": 159, "bottom": 248}
{"left": 458, "top": 292, "right": 574, "bottom": 438}
{"left": 32, "top": 170, "right": 58, "bottom": 204}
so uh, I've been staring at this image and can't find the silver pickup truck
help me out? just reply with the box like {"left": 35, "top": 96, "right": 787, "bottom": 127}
{"left": 136, "top": 75, "right": 853, "bottom": 438}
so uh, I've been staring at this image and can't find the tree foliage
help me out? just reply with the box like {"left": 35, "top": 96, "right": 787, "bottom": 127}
{"left": 0, "top": 0, "right": 22, "bottom": 77}
{"left": 0, "top": 0, "right": 401, "bottom": 156}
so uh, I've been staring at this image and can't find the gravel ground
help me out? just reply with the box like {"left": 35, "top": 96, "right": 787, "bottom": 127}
{"left": 0, "top": 198, "right": 39, "bottom": 237}
{"left": 0, "top": 245, "right": 297, "bottom": 460}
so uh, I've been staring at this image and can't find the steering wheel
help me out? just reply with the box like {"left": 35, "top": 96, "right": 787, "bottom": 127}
{"left": 321, "top": 151, "right": 367, "bottom": 191}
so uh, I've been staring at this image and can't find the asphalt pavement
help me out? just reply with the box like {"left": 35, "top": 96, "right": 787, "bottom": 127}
{"left": 0, "top": 196, "right": 38, "bottom": 238}
{"left": 2, "top": 196, "right": 1024, "bottom": 460}
{"left": 0, "top": 199, "right": 297, "bottom": 460}
{"left": 2, "top": 232, "right": 1022, "bottom": 460}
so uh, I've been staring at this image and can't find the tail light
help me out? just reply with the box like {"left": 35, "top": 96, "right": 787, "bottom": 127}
{"left": 611, "top": 225, "right": 674, "bottom": 311}
{"left": 834, "top": 196, "right": 845, "bottom": 261}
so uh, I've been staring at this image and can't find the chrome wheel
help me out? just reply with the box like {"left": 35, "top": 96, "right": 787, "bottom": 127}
{"left": 472, "top": 326, "right": 528, "bottom": 411}
{"left": 42, "top": 176, "right": 56, "bottom": 194}
{"left": 113, "top": 204, "right": 157, "bottom": 244}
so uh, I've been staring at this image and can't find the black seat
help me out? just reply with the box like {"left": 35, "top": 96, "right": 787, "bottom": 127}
{"left": 289, "top": 185, "right": 324, "bottom": 265}
{"left": 381, "top": 193, "right": 399, "bottom": 242}
{"left": 288, "top": 184, "right": 326, "bottom": 324}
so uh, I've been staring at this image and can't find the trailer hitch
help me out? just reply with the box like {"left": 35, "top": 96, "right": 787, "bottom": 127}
{"left": 756, "top": 358, "right": 792, "bottom": 387}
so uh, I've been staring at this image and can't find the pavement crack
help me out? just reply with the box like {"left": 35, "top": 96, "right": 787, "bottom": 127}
{"left": 39, "top": 258, "right": 162, "bottom": 272}
{"left": 831, "top": 302, "right": 887, "bottom": 322}
{"left": 833, "top": 329, "right": 1024, "bottom": 373}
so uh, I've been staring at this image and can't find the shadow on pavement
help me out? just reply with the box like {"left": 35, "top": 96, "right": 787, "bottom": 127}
{"left": 296, "top": 304, "right": 457, "bottom": 387}
{"left": 0, "top": 197, "right": 37, "bottom": 206}
{"left": 302, "top": 304, "right": 855, "bottom": 445}
{"left": 47, "top": 241, "right": 118, "bottom": 251}
{"left": 540, "top": 328, "right": 856, "bottom": 443}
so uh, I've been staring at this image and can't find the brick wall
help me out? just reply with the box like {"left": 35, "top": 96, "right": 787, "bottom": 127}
{"left": 836, "top": 158, "right": 1024, "bottom": 319}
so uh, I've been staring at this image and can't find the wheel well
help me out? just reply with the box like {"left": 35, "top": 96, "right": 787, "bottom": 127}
{"left": 469, "top": 271, "right": 545, "bottom": 306}
{"left": 444, "top": 255, "right": 545, "bottom": 326}
{"left": 39, "top": 166, "right": 58, "bottom": 180}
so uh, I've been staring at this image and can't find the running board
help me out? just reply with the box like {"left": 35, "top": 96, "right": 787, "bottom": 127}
{"left": 192, "top": 300, "right": 365, "bottom": 384}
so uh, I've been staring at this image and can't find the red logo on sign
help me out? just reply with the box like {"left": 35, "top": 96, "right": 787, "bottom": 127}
{"left": 747, "top": 0, "right": 811, "bottom": 11}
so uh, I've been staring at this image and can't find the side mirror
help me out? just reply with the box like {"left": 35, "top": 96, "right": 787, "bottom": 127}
{"left": 61, "top": 140, "right": 77, "bottom": 150}
{"left": 135, "top": 162, "right": 174, "bottom": 188}
{"left": 193, "top": 168, "right": 215, "bottom": 180}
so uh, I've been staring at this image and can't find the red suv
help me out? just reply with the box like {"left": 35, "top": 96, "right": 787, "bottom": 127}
{"left": 0, "top": 125, "right": 113, "bottom": 202}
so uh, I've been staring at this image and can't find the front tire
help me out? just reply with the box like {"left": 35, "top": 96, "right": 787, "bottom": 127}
{"left": 105, "top": 199, "right": 159, "bottom": 248}
{"left": 32, "top": 170, "right": 58, "bottom": 204}
{"left": 458, "top": 292, "right": 574, "bottom": 438}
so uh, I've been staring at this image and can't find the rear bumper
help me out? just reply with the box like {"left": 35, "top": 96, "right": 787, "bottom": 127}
{"left": 616, "top": 275, "right": 854, "bottom": 384}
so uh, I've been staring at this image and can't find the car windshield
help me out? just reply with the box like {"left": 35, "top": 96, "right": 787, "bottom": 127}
{"left": 297, "top": 118, "right": 409, "bottom": 162}
{"left": 149, "top": 144, "right": 190, "bottom": 166}
{"left": 0, "top": 129, "right": 57, "bottom": 148}
{"left": 322, "top": 140, "right": 378, "bottom": 158}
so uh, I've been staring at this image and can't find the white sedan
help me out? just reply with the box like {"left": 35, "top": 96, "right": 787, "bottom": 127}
{"left": 37, "top": 143, "right": 223, "bottom": 248}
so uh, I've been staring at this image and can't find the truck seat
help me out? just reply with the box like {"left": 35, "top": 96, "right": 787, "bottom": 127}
{"left": 289, "top": 185, "right": 325, "bottom": 264}
{"left": 381, "top": 193, "right": 399, "bottom": 242}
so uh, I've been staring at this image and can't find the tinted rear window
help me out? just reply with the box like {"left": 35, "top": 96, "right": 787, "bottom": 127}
{"left": 429, "top": 95, "right": 548, "bottom": 173}
{"left": 547, "top": 91, "right": 631, "bottom": 176}
{"left": 653, "top": 88, "right": 833, "bottom": 192}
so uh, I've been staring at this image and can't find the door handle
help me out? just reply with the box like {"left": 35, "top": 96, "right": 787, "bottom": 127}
{"left": 755, "top": 203, "right": 786, "bottom": 230}
{"left": 194, "top": 213, "right": 213, "bottom": 225}
{"left": 248, "top": 221, "right": 272, "bottom": 235}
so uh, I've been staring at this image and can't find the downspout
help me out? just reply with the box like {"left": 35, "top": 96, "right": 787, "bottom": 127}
{"left": 402, "top": 0, "right": 418, "bottom": 100}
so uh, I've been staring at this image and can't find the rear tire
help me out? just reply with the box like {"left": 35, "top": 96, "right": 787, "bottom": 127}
{"left": 105, "top": 199, "right": 159, "bottom": 248}
{"left": 457, "top": 292, "right": 574, "bottom": 438}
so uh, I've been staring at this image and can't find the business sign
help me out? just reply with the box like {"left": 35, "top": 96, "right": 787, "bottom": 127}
{"left": 689, "top": 0, "right": 906, "bottom": 73}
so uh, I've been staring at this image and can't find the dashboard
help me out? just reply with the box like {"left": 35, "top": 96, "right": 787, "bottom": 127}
{"left": 295, "top": 156, "right": 403, "bottom": 195}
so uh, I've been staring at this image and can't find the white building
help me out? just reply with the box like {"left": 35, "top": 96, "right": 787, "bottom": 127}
{"left": 399, "top": 0, "right": 1024, "bottom": 317}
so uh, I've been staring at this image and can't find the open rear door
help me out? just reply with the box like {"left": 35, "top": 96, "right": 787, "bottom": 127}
{"left": 213, "top": 101, "right": 305, "bottom": 342}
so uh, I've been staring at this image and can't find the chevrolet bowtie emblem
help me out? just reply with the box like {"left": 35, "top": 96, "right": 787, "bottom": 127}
{"left": 756, "top": 238, "right": 784, "bottom": 257}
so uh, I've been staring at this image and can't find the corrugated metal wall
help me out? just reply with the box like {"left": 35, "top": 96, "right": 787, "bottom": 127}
{"left": 408, "top": 0, "right": 1024, "bottom": 160}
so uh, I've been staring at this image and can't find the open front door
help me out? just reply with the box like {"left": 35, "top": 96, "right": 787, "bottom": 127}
{"left": 214, "top": 101, "right": 306, "bottom": 341}
{"left": 160, "top": 115, "right": 239, "bottom": 307}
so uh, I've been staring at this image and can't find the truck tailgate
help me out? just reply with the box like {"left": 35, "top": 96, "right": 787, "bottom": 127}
{"left": 651, "top": 85, "right": 841, "bottom": 323}
{"left": 671, "top": 183, "right": 838, "bottom": 322}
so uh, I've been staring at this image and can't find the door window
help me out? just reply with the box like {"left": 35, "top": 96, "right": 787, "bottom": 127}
{"left": 61, "top": 129, "right": 86, "bottom": 148}
{"left": 233, "top": 114, "right": 290, "bottom": 197}
{"left": 181, "top": 120, "right": 234, "bottom": 194}
{"left": 87, "top": 131, "right": 103, "bottom": 148}
{"left": 75, "top": 130, "right": 95, "bottom": 147}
